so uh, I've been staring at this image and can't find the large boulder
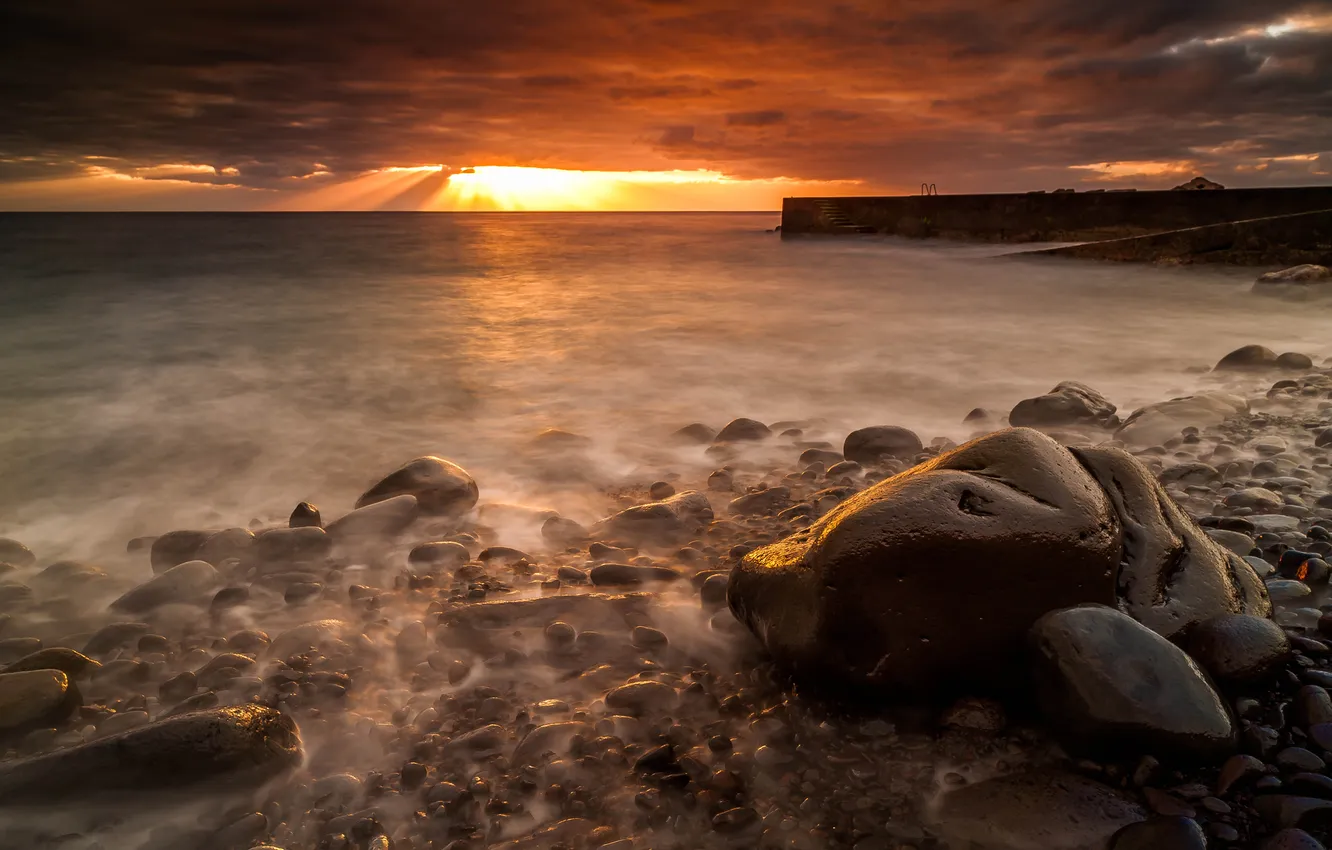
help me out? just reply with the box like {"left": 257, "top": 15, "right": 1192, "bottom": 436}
{"left": 930, "top": 769, "right": 1145, "bottom": 850}
{"left": 0, "top": 705, "right": 301, "bottom": 804}
{"left": 1009, "top": 381, "right": 1117, "bottom": 429}
{"left": 1115, "top": 393, "right": 1247, "bottom": 447}
{"left": 356, "top": 456, "right": 478, "bottom": 516}
{"left": 1073, "top": 445, "right": 1270, "bottom": 640}
{"left": 728, "top": 428, "right": 1122, "bottom": 695}
{"left": 1029, "top": 605, "right": 1236, "bottom": 761}
{"left": 1215, "top": 345, "right": 1279, "bottom": 371}
{"left": 727, "top": 427, "right": 1270, "bottom": 695}
{"left": 592, "top": 491, "right": 713, "bottom": 547}
{"left": 842, "top": 426, "right": 923, "bottom": 464}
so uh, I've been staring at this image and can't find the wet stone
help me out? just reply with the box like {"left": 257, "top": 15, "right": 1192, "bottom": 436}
{"left": 0, "top": 540, "right": 35, "bottom": 569}
{"left": 1264, "top": 829, "right": 1329, "bottom": 850}
{"left": 290, "top": 501, "right": 322, "bottom": 528}
{"left": 589, "top": 563, "right": 682, "bottom": 586}
{"left": 1031, "top": 605, "right": 1236, "bottom": 761}
{"left": 1277, "top": 747, "right": 1327, "bottom": 772}
{"left": 1186, "top": 613, "right": 1291, "bottom": 689}
{"left": 0, "top": 670, "right": 77, "bottom": 732}
{"left": 1110, "top": 816, "right": 1206, "bottom": 850}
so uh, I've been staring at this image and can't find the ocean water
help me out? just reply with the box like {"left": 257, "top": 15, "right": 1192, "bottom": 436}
{"left": 0, "top": 211, "right": 1322, "bottom": 561}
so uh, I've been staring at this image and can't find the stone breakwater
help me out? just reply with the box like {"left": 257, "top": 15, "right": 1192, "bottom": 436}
{"left": 6, "top": 345, "right": 1332, "bottom": 849}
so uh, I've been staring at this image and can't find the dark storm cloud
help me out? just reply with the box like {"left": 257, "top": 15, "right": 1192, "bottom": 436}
{"left": 0, "top": 0, "right": 1329, "bottom": 195}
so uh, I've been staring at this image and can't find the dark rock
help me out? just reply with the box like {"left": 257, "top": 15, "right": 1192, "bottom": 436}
{"left": 671, "top": 423, "right": 716, "bottom": 445}
{"left": 111, "top": 561, "right": 221, "bottom": 613}
{"left": 0, "top": 705, "right": 301, "bottom": 804}
{"left": 1309, "top": 723, "right": 1332, "bottom": 752}
{"left": 931, "top": 769, "right": 1145, "bottom": 850}
{"left": 542, "top": 516, "right": 589, "bottom": 548}
{"left": 82, "top": 622, "right": 151, "bottom": 657}
{"left": 289, "top": 501, "right": 322, "bottom": 528}
{"left": 728, "top": 427, "right": 1267, "bottom": 695}
{"left": 210, "top": 586, "right": 249, "bottom": 613}
{"left": 0, "top": 540, "right": 35, "bottom": 569}
{"left": 0, "top": 670, "right": 79, "bottom": 733}
{"left": 592, "top": 491, "right": 713, "bottom": 547}
{"left": 1254, "top": 796, "right": 1332, "bottom": 830}
{"left": 700, "top": 573, "right": 729, "bottom": 608}
{"left": 589, "top": 563, "right": 682, "bottom": 586}
{"left": 1216, "top": 345, "right": 1281, "bottom": 371}
{"left": 826, "top": 460, "right": 862, "bottom": 477}
{"left": 1110, "top": 817, "right": 1206, "bottom": 850}
{"left": 715, "top": 418, "right": 771, "bottom": 443}
{"left": 0, "top": 648, "right": 99, "bottom": 678}
{"left": 326, "top": 495, "right": 420, "bottom": 544}
{"left": 940, "top": 697, "right": 1006, "bottom": 733}
{"left": 1263, "top": 829, "right": 1327, "bottom": 850}
{"left": 356, "top": 456, "right": 478, "bottom": 516}
{"left": 842, "top": 426, "right": 924, "bottom": 464}
{"left": 1216, "top": 753, "right": 1265, "bottom": 795}
{"left": 1116, "top": 394, "right": 1247, "bottom": 446}
{"left": 1289, "top": 773, "right": 1332, "bottom": 799}
{"left": 195, "top": 528, "right": 255, "bottom": 568}
{"left": 800, "top": 448, "right": 844, "bottom": 467}
{"left": 512, "top": 721, "right": 591, "bottom": 767}
{"left": 712, "top": 806, "right": 758, "bottom": 833}
{"left": 1281, "top": 353, "right": 1316, "bottom": 370}
{"left": 408, "top": 540, "right": 470, "bottom": 568}
{"left": 1186, "top": 613, "right": 1290, "bottom": 689}
{"left": 150, "top": 530, "right": 211, "bottom": 574}
{"left": 729, "top": 486, "right": 792, "bottom": 516}
{"left": 606, "top": 681, "right": 675, "bottom": 716}
{"left": 1009, "top": 381, "right": 1117, "bottom": 429}
{"left": 250, "top": 526, "right": 330, "bottom": 564}
{"left": 1074, "top": 444, "right": 1270, "bottom": 639}
{"left": 1030, "top": 605, "right": 1235, "bottom": 761}
{"left": 1278, "top": 747, "right": 1327, "bottom": 772}
{"left": 649, "top": 481, "right": 676, "bottom": 500}
{"left": 1281, "top": 551, "right": 1331, "bottom": 583}
{"left": 1259, "top": 265, "right": 1332, "bottom": 284}
{"left": 1296, "top": 686, "right": 1332, "bottom": 727}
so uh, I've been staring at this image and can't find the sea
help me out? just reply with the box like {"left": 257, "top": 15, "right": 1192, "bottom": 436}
{"left": 0, "top": 211, "right": 1323, "bottom": 562}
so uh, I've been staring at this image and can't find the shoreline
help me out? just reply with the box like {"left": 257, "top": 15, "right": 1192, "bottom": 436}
{"left": 0, "top": 345, "right": 1331, "bottom": 849}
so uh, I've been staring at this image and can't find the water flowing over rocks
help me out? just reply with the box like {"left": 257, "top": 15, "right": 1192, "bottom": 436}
{"left": 1115, "top": 393, "right": 1249, "bottom": 446}
{"left": 111, "top": 560, "right": 221, "bottom": 613}
{"left": 0, "top": 705, "right": 301, "bottom": 804}
{"left": 11, "top": 359, "right": 1332, "bottom": 848}
{"left": 591, "top": 490, "right": 714, "bottom": 546}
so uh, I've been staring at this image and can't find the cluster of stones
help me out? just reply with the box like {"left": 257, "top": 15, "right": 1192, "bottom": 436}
{"left": 4, "top": 343, "right": 1332, "bottom": 849}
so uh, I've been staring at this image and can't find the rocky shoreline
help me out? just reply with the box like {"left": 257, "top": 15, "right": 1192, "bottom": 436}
{"left": 4, "top": 341, "right": 1332, "bottom": 849}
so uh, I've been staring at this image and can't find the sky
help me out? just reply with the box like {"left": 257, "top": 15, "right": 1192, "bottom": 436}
{"left": 0, "top": 0, "right": 1329, "bottom": 211}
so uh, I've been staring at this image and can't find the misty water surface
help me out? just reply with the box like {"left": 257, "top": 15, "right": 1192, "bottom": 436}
{"left": 0, "top": 211, "right": 1321, "bottom": 562}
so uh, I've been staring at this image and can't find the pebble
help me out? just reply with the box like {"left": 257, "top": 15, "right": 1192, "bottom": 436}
{"left": 1110, "top": 816, "right": 1206, "bottom": 850}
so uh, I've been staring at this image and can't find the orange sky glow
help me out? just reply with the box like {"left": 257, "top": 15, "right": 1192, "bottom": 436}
{"left": 1, "top": 2, "right": 1329, "bottom": 210}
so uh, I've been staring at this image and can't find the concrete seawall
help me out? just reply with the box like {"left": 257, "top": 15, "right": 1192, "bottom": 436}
{"left": 1018, "top": 209, "right": 1332, "bottom": 265}
{"left": 781, "top": 186, "right": 1332, "bottom": 242}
